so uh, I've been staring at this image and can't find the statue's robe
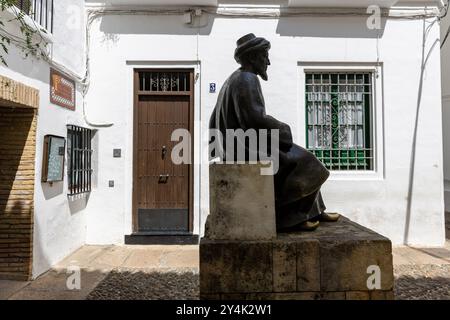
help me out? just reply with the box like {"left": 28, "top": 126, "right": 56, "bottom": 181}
{"left": 209, "top": 69, "right": 330, "bottom": 229}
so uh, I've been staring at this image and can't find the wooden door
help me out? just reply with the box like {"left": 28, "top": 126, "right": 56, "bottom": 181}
{"left": 133, "top": 70, "right": 193, "bottom": 233}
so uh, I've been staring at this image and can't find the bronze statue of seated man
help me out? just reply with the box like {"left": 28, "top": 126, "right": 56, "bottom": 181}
{"left": 209, "top": 33, "right": 339, "bottom": 231}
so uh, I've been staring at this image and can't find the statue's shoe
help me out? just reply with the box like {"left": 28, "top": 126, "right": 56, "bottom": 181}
{"left": 298, "top": 220, "right": 320, "bottom": 231}
{"left": 319, "top": 212, "right": 340, "bottom": 222}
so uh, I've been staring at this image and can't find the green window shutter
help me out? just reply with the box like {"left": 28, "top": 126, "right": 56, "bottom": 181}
{"left": 305, "top": 72, "right": 373, "bottom": 171}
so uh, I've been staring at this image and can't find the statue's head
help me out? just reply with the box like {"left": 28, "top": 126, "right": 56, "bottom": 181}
{"left": 234, "top": 33, "right": 271, "bottom": 81}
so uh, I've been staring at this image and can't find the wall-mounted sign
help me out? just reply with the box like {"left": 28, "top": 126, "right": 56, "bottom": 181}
{"left": 42, "top": 135, "right": 66, "bottom": 183}
{"left": 50, "top": 68, "right": 75, "bottom": 110}
{"left": 209, "top": 83, "right": 216, "bottom": 93}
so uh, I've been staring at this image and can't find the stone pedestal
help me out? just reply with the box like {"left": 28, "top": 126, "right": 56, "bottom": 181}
{"left": 205, "top": 163, "right": 276, "bottom": 241}
{"left": 200, "top": 217, "right": 395, "bottom": 300}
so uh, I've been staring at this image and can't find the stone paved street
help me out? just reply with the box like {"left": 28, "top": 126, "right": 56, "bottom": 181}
{"left": 391, "top": 218, "right": 450, "bottom": 300}
{"left": 87, "top": 270, "right": 199, "bottom": 300}
{"left": 1, "top": 239, "right": 449, "bottom": 300}
{"left": 394, "top": 264, "right": 450, "bottom": 300}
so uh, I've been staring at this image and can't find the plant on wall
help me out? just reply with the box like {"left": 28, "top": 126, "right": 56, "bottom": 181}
{"left": 0, "top": 0, "right": 49, "bottom": 66}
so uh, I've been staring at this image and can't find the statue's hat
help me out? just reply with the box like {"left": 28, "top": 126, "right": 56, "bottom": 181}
{"left": 234, "top": 33, "right": 271, "bottom": 64}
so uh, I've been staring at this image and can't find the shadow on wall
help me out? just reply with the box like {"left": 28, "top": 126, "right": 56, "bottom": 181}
{"left": 97, "top": 9, "right": 387, "bottom": 39}
{"left": 2, "top": 45, "right": 51, "bottom": 87}
{"left": 41, "top": 183, "right": 89, "bottom": 215}
{"left": 41, "top": 182, "right": 64, "bottom": 200}
{"left": 98, "top": 13, "right": 214, "bottom": 36}
{"left": 403, "top": 18, "right": 441, "bottom": 245}
{"left": 218, "top": 0, "right": 289, "bottom": 4}
{"left": 41, "top": 182, "right": 89, "bottom": 215}
{"left": 276, "top": 15, "right": 387, "bottom": 38}
{"left": 446, "top": 211, "right": 450, "bottom": 240}
{"left": 68, "top": 193, "right": 90, "bottom": 215}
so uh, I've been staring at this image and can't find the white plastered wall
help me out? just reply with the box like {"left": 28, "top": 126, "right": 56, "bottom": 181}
{"left": 85, "top": 10, "right": 445, "bottom": 246}
{"left": 441, "top": 13, "right": 450, "bottom": 211}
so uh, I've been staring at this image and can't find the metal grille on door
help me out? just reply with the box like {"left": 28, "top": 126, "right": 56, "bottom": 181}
{"left": 139, "top": 71, "right": 190, "bottom": 93}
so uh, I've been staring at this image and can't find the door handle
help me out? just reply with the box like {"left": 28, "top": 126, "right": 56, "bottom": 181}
{"left": 158, "top": 174, "right": 169, "bottom": 183}
{"left": 161, "top": 145, "right": 167, "bottom": 159}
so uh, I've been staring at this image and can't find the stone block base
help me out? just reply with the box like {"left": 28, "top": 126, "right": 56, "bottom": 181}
{"left": 206, "top": 163, "right": 276, "bottom": 241}
{"left": 200, "top": 217, "right": 394, "bottom": 300}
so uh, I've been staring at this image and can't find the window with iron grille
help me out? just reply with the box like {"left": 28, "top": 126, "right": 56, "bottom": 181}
{"left": 14, "top": 0, "right": 54, "bottom": 33}
{"left": 67, "top": 125, "right": 92, "bottom": 196}
{"left": 305, "top": 72, "right": 374, "bottom": 171}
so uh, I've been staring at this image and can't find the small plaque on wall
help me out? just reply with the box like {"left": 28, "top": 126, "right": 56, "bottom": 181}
{"left": 50, "top": 68, "right": 75, "bottom": 110}
{"left": 42, "top": 135, "right": 66, "bottom": 183}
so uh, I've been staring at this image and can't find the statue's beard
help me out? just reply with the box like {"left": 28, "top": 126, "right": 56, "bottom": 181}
{"left": 259, "top": 71, "right": 268, "bottom": 81}
{"left": 259, "top": 69, "right": 268, "bottom": 81}
{"left": 244, "top": 61, "right": 268, "bottom": 80}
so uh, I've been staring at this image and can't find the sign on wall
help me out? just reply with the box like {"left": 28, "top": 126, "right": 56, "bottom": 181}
{"left": 50, "top": 68, "right": 76, "bottom": 110}
{"left": 41, "top": 135, "right": 66, "bottom": 183}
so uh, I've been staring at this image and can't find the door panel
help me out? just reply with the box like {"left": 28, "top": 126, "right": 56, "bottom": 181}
{"left": 135, "top": 94, "right": 190, "bottom": 232}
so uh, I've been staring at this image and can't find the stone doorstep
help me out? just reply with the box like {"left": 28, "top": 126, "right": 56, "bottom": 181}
{"left": 200, "top": 217, "right": 394, "bottom": 300}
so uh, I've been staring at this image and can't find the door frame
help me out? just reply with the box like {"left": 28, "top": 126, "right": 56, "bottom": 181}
{"left": 132, "top": 68, "right": 195, "bottom": 234}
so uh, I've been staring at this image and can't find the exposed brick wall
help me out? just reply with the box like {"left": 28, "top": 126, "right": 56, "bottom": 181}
{"left": 0, "top": 75, "right": 39, "bottom": 109}
{"left": 0, "top": 107, "right": 36, "bottom": 280}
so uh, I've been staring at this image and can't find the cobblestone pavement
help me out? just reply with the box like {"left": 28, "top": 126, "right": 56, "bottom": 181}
{"left": 394, "top": 265, "right": 450, "bottom": 300}
{"left": 85, "top": 265, "right": 450, "bottom": 300}
{"left": 86, "top": 270, "right": 200, "bottom": 300}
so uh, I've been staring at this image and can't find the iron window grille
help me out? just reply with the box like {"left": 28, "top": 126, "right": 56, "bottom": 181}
{"left": 138, "top": 71, "right": 191, "bottom": 92}
{"left": 305, "top": 72, "right": 374, "bottom": 171}
{"left": 14, "top": 0, "right": 53, "bottom": 33}
{"left": 67, "top": 125, "right": 92, "bottom": 196}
